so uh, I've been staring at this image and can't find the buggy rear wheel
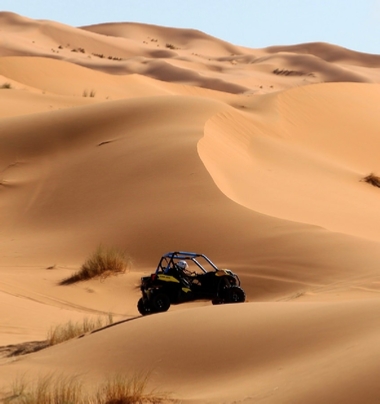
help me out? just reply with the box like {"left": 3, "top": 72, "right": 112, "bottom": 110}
{"left": 151, "top": 293, "right": 171, "bottom": 313}
{"left": 137, "top": 298, "right": 151, "bottom": 316}
{"left": 224, "top": 286, "right": 246, "bottom": 303}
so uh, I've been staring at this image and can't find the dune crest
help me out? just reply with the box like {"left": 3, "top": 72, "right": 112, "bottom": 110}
{"left": 200, "top": 82, "right": 380, "bottom": 241}
{"left": 1, "top": 12, "right": 380, "bottom": 404}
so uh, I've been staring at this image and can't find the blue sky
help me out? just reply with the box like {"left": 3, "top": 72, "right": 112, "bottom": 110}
{"left": 2, "top": 0, "right": 380, "bottom": 55}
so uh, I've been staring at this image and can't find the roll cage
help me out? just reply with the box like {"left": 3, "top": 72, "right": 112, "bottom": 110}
{"left": 155, "top": 251, "right": 219, "bottom": 275}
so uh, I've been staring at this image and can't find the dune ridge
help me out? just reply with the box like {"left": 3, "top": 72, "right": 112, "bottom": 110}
{"left": 2, "top": 12, "right": 380, "bottom": 93}
{"left": 1, "top": 11, "right": 380, "bottom": 403}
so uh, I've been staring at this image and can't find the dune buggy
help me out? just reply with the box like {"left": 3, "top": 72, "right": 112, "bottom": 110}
{"left": 137, "top": 251, "right": 245, "bottom": 315}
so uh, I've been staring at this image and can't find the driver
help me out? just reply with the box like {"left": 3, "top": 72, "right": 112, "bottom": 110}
{"left": 176, "top": 260, "right": 189, "bottom": 273}
{"left": 175, "top": 260, "right": 193, "bottom": 286}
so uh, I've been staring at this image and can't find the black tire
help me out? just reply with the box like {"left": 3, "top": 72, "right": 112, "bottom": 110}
{"left": 224, "top": 286, "right": 246, "bottom": 303}
{"left": 151, "top": 293, "right": 171, "bottom": 313}
{"left": 137, "top": 298, "right": 151, "bottom": 316}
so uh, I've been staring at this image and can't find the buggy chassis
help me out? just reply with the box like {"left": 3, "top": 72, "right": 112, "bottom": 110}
{"left": 137, "top": 251, "right": 245, "bottom": 315}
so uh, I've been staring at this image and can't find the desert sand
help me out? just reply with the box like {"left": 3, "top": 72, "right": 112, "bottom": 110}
{"left": 1, "top": 10, "right": 380, "bottom": 403}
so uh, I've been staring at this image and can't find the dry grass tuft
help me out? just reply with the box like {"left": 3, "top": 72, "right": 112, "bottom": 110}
{"left": 5, "top": 374, "right": 83, "bottom": 404}
{"left": 272, "top": 68, "right": 315, "bottom": 77}
{"left": 1, "top": 82, "right": 12, "bottom": 89}
{"left": 47, "top": 314, "right": 114, "bottom": 346}
{"left": 83, "top": 89, "right": 96, "bottom": 97}
{"left": 95, "top": 372, "right": 171, "bottom": 403}
{"left": 361, "top": 173, "right": 380, "bottom": 188}
{"left": 4, "top": 373, "right": 174, "bottom": 404}
{"left": 60, "top": 245, "right": 132, "bottom": 285}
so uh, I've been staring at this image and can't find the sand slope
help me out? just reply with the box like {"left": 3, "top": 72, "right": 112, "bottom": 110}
{"left": 200, "top": 83, "right": 380, "bottom": 240}
{"left": 2, "top": 302, "right": 380, "bottom": 403}
{"left": 1, "top": 11, "right": 380, "bottom": 403}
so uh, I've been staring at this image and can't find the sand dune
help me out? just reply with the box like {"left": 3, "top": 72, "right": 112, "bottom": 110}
{"left": 2, "top": 12, "right": 380, "bottom": 93}
{"left": 200, "top": 82, "right": 380, "bottom": 240}
{"left": 2, "top": 301, "right": 380, "bottom": 403}
{"left": 1, "top": 11, "right": 380, "bottom": 403}
{"left": 266, "top": 41, "right": 380, "bottom": 66}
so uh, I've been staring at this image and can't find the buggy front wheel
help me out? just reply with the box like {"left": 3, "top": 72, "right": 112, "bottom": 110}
{"left": 224, "top": 286, "right": 246, "bottom": 303}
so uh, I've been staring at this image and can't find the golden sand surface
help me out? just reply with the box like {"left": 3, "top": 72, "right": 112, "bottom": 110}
{"left": 1, "top": 11, "right": 380, "bottom": 403}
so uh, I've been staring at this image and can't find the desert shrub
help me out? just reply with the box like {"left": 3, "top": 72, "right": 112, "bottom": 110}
{"left": 107, "top": 56, "right": 123, "bottom": 61}
{"left": 95, "top": 372, "right": 170, "bottom": 403}
{"left": 1, "top": 82, "right": 12, "bottom": 89}
{"left": 5, "top": 374, "right": 83, "bottom": 404}
{"left": 60, "top": 245, "right": 131, "bottom": 285}
{"left": 5, "top": 373, "right": 172, "bottom": 404}
{"left": 47, "top": 314, "right": 113, "bottom": 346}
{"left": 272, "top": 68, "right": 315, "bottom": 77}
{"left": 82, "top": 89, "right": 96, "bottom": 97}
{"left": 273, "top": 68, "right": 304, "bottom": 76}
{"left": 165, "top": 43, "right": 177, "bottom": 49}
{"left": 361, "top": 173, "right": 380, "bottom": 188}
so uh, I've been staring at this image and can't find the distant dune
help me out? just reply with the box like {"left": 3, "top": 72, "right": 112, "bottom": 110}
{"left": 1, "top": 11, "right": 380, "bottom": 403}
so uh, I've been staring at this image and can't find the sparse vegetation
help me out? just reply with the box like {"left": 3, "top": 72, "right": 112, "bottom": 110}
{"left": 82, "top": 89, "right": 96, "bottom": 97}
{"left": 165, "top": 43, "right": 177, "bottom": 50}
{"left": 5, "top": 374, "right": 83, "bottom": 404}
{"left": 95, "top": 372, "right": 171, "bottom": 403}
{"left": 1, "top": 82, "right": 12, "bottom": 89}
{"left": 92, "top": 52, "right": 105, "bottom": 58}
{"left": 60, "top": 245, "right": 132, "bottom": 285}
{"left": 4, "top": 372, "right": 172, "bottom": 403}
{"left": 361, "top": 173, "right": 380, "bottom": 188}
{"left": 72, "top": 47, "right": 85, "bottom": 53}
{"left": 47, "top": 314, "right": 114, "bottom": 346}
{"left": 272, "top": 68, "right": 315, "bottom": 77}
{"left": 91, "top": 52, "right": 123, "bottom": 61}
